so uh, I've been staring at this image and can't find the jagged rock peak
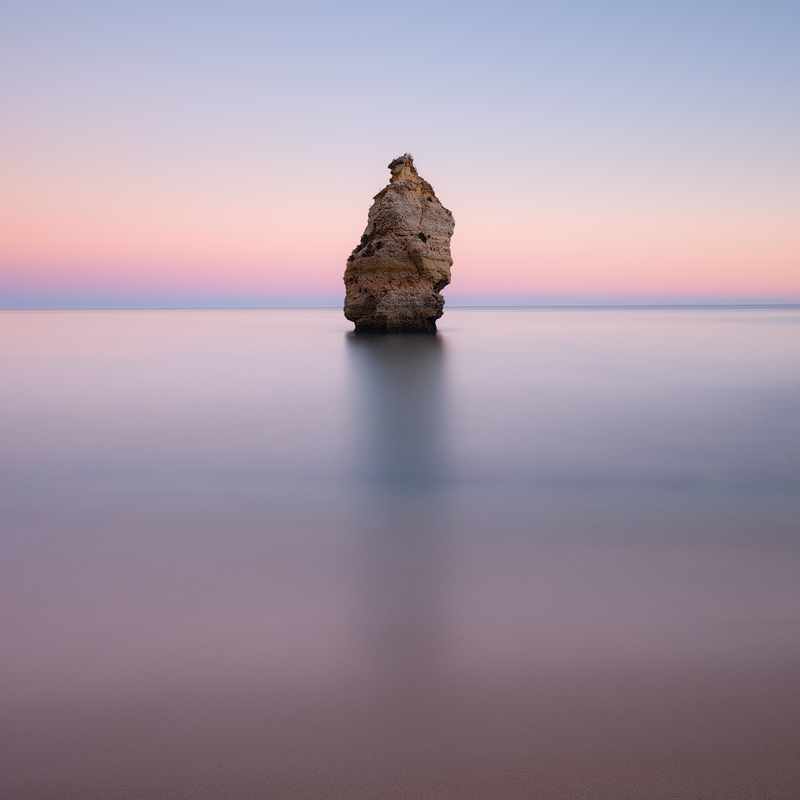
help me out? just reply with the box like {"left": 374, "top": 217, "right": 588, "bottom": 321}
{"left": 388, "top": 153, "right": 419, "bottom": 183}
{"left": 344, "top": 154, "right": 454, "bottom": 333}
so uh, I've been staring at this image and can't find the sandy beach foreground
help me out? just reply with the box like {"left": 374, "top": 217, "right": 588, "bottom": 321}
{"left": 3, "top": 661, "right": 800, "bottom": 799}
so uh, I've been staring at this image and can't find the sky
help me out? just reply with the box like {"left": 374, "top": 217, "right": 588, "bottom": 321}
{"left": 1, "top": 0, "right": 798, "bottom": 307}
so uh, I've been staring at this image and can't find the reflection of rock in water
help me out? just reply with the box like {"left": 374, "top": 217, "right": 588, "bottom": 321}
{"left": 348, "top": 333, "right": 446, "bottom": 489}
{"left": 346, "top": 334, "right": 447, "bottom": 689}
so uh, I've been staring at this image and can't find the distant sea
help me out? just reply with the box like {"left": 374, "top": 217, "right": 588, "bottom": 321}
{"left": 1, "top": 307, "right": 799, "bottom": 799}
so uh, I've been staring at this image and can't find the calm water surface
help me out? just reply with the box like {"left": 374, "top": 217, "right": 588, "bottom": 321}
{"left": 1, "top": 308, "right": 799, "bottom": 798}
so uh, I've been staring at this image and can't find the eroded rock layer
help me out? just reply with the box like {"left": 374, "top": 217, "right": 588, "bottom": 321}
{"left": 344, "top": 154, "right": 454, "bottom": 333}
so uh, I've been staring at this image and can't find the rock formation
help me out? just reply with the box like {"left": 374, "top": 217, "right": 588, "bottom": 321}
{"left": 344, "top": 154, "right": 454, "bottom": 333}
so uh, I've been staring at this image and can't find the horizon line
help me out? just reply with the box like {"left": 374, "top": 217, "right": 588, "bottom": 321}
{"left": 3, "top": 302, "right": 800, "bottom": 312}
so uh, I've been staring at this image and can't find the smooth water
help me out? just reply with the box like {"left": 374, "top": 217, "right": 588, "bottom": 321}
{"left": 1, "top": 308, "right": 799, "bottom": 798}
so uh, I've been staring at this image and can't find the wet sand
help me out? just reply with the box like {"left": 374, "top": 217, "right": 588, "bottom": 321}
{"left": 3, "top": 662, "right": 800, "bottom": 799}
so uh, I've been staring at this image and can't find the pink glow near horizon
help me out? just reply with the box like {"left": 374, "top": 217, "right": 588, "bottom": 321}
{"left": 3, "top": 221, "right": 797, "bottom": 300}
{"left": 2, "top": 161, "right": 797, "bottom": 300}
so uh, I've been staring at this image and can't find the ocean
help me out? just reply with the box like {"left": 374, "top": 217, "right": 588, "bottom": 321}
{"left": 1, "top": 307, "right": 799, "bottom": 798}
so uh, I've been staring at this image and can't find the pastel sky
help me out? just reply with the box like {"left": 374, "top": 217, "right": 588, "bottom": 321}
{"left": 1, "top": 0, "right": 798, "bottom": 306}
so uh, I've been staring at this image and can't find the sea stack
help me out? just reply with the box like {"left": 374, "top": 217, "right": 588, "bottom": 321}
{"left": 344, "top": 154, "right": 454, "bottom": 333}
